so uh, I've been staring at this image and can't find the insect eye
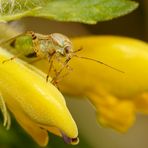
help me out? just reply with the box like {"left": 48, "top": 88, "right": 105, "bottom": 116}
{"left": 64, "top": 46, "right": 70, "bottom": 54}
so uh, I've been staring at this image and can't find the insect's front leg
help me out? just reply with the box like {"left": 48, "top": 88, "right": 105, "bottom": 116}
{"left": 52, "top": 57, "right": 73, "bottom": 85}
{"left": 51, "top": 57, "right": 71, "bottom": 85}
{"left": 52, "top": 64, "right": 72, "bottom": 86}
{"left": 55, "top": 56, "right": 73, "bottom": 71}
{"left": 46, "top": 53, "right": 56, "bottom": 82}
{"left": 0, "top": 93, "right": 11, "bottom": 130}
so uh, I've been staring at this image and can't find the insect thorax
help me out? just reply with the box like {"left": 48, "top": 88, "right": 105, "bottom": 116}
{"left": 33, "top": 39, "right": 55, "bottom": 58}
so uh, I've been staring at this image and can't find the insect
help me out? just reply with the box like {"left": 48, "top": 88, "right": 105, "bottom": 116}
{"left": 1, "top": 31, "right": 124, "bottom": 85}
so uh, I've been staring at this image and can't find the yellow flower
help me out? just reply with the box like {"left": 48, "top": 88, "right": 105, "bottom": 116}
{"left": 33, "top": 36, "right": 148, "bottom": 132}
{"left": 0, "top": 47, "right": 78, "bottom": 146}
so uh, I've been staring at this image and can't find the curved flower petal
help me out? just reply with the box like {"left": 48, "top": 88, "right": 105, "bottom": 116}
{"left": 0, "top": 47, "right": 78, "bottom": 146}
{"left": 14, "top": 109, "right": 49, "bottom": 146}
{"left": 87, "top": 91, "right": 135, "bottom": 132}
{"left": 33, "top": 36, "right": 148, "bottom": 132}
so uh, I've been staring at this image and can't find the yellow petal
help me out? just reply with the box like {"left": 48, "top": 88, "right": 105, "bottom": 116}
{"left": 0, "top": 47, "right": 78, "bottom": 145}
{"left": 32, "top": 36, "right": 148, "bottom": 132}
{"left": 134, "top": 93, "right": 148, "bottom": 114}
{"left": 87, "top": 91, "right": 135, "bottom": 132}
{"left": 14, "top": 109, "right": 49, "bottom": 147}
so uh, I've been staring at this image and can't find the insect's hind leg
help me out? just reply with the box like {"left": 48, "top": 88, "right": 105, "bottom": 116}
{"left": 0, "top": 93, "right": 11, "bottom": 130}
{"left": 2, "top": 53, "right": 22, "bottom": 64}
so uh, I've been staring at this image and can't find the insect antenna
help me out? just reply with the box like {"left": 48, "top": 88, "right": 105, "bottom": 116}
{"left": 72, "top": 47, "right": 83, "bottom": 53}
{"left": 72, "top": 54, "right": 124, "bottom": 73}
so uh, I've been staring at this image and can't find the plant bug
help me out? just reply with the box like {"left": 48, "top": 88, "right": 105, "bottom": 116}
{"left": 0, "top": 31, "right": 124, "bottom": 85}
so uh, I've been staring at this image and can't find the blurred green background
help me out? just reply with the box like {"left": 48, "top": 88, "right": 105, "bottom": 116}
{"left": 0, "top": 0, "right": 148, "bottom": 148}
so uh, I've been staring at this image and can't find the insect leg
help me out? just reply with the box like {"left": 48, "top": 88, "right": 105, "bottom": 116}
{"left": 51, "top": 57, "right": 71, "bottom": 85}
{"left": 56, "top": 65, "right": 72, "bottom": 82}
{"left": 2, "top": 53, "right": 23, "bottom": 64}
{"left": 46, "top": 53, "right": 56, "bottom": 82}
{"left": 55, "top": 56, "right": 73, "bottom": 71}
{"left": 0, "top": 93, "right": 11, "bottom": 130}
{"left": 46, "top": 60, "right": 54, "bottom": 82}
{"left": 51, "top": 64, "right": 73, "bottom": 88}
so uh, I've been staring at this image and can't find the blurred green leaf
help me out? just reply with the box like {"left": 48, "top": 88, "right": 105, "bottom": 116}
{"left": 0, "top": 0, "right": 138, "bottom": 24}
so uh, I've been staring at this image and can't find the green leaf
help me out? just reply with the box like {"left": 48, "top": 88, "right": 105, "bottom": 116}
{"left": 0, "top": 0, "right": 138, "bottom": 24}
